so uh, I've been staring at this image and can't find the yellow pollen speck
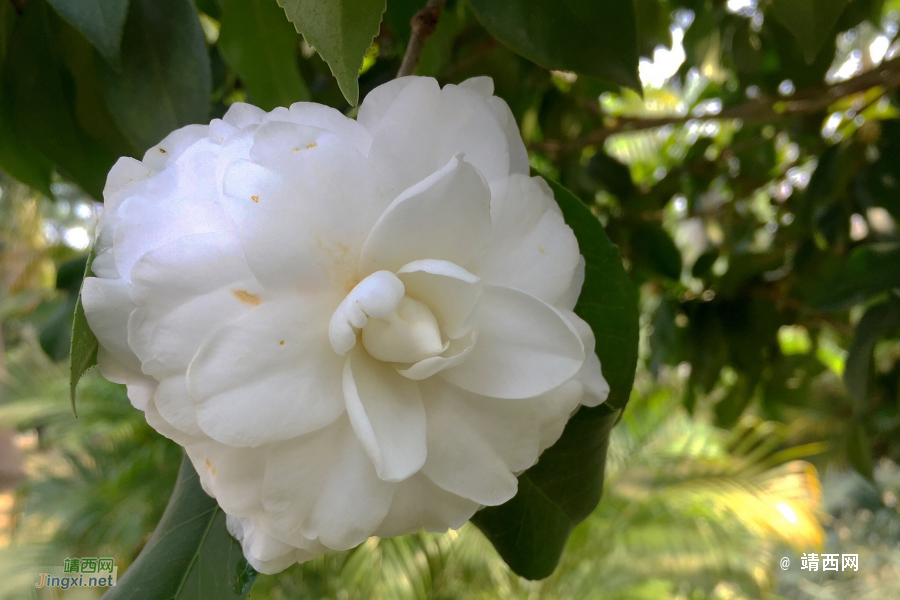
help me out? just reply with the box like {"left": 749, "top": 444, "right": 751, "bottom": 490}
{"left": 293, "top": 147, "right": 300, "bottom": 152}
{"left": 205, "top": 459, "right": 217, "bottom": 475}
{"left": 233, "top": 290, "right": 261, "bottom": 306}
{"left": 158, "top": 147, "right": 167, "bottom": 153}
{"left": 251, "top": 195, "right": 259, "bottom": 203}
{"left": 279, "top": 340, "right": 285, "bottom": 345}
{"left": 539, "top": 244, "right": 546, "bottom": 255}
{"left": 306, "top": 141, "right": 318, "bottom": 149}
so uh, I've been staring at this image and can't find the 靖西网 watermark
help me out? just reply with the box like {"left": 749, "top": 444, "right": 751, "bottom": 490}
{"left": 34, "top": 557, "right": 117, "bottom": 589}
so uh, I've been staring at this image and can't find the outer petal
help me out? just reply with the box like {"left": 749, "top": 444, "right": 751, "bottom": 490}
{"left": 487, "top": 96, "right": 530, "bottom": 176}
{"left": 396, "top": 259, "right": 481, "bottom": 339}
{"left": 359, "top": 155, "right": 491, "bottom": 276}
{"left": 112, "top": 139, "right": 233, "bottom": 282}
{"left": 363, "top": 78, "right": 512, "bottom": 192}
{"left": 128, "top": 232, "right": 262, "bottom": 378}
{"left": 440, "top": 285, "right": 585, "bottom": 399}
{"left": 557, "top": 255, "right": 585, "bottom": 311}
{"left": 187, "top": 295, "right": 345, "bottom": 447}
{"left": 561, "top": 310, "right": 610, "bottom": 407}
{"left": 222, "top": 102, "right": 266, "bottom": 128}
{"left": 375, "top": 473, "right": 479, "bottom": 538}
{"left": 263, "top": 418, "right": 395, "bottom": 550}
{"left": 476, "top": 175, "right": 580, "bottom": 305}
{"left": 226, "top": 122, "right": 390, "bottom": 293}
{"left": 226, "top": 515, "right": 326, "bottom": 575}
{"left": 186, "top": 441, "right": 267, "bottom": 517}
{"left": 343, "top": 348, "right": 426, "bottom": 482}
{"left": 152, "top": 376, "right": 203, "bottom": 438}
{"left": 357, "top": 76, "right": 419, "bottom": 132}
{"left": 144, "top": 395, "right": 207, "bottom": 447}
{"left": 531, "top": 379, "right": 584, "bottom": 452}
{"left": 81, "top": 277, "right": 141, "bottom": 373}
{"left": 283, "top": 101, "right": 372, "bottom": 155}
{"left": 420, "top": 379, "right": 540, "bottom": 505}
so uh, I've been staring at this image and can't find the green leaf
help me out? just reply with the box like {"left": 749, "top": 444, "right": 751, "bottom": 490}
{"left": 98, "top": 0, "right": 211, "bottom": 153}
{"left": 846, "top": 421, "right": 874, "bottom": 481}
{"left": 276, "top": 0, "right": 386, "bottom": 106}
{"left": 844, "top": 299, "right": 900, "bottom": 404}
{"left": 4, "top": 0, "right": 115, "bottom": 199}
{"left": 218, "top": 0, "right": 310, "bottom": 111}
{"left": 473, "top": 179, "right": 638, "bottom": 579}
{"left": 70, "top": 248, "right": 98, "bottom": 415}
{"left": 770, "top": 0, "right": 848, "bottom": 63}
{"left": 46, "top": 0, "right": 129, "bottom": 65}
{"left": 0, "top": 5, "right": 52, "bottom": 192}
{"left": 0, "top": 91, "right": 54, "bottom": 197}
{"left": 810, "top": 243, "right": 900, "bottom": 311}
{"left": 102, "top": 455, "right": 256, "bottom": 600}
{"left": 468, "top": 0, "right": 640, "bottom": 91}
{"left": 631, "top": 223, "right": 683, "bottom": 280}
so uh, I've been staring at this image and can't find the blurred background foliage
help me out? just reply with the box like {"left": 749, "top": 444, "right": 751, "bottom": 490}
{"left": 2, "top": 0, "right": 900, "bottom": 597}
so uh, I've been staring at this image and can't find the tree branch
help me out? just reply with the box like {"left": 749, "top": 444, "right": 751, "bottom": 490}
{"left": 397, "top": 0, "right": 446, "bottom": 78}
{"left": 533, "top": 56, "right": 900, "bottom": 153}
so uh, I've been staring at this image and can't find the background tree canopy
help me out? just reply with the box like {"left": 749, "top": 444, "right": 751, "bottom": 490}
{"left": 2, "top": 0, "right": 900, "bottom": 598}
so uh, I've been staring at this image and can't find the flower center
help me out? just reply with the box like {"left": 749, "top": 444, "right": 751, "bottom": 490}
{"left": 362, "top": 296, "right": 444, "bottom": 363}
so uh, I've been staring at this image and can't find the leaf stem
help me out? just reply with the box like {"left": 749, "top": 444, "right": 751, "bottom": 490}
{"left": 397, "top": 0, "right": 446, "bottom": 78}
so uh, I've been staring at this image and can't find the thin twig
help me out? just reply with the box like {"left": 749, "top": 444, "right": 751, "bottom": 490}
{"left": 533, "top": 55, "right": 900, "bottom": 153}
{"left": 397, "top": 0, "right": 447, "bottom": 78}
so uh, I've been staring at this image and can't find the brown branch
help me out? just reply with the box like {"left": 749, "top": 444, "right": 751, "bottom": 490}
{"left": 397, "top": 0, "right": 447, "bottom": 78}
{"left": 533, "top": 55, "right": 900, "bottom": 153}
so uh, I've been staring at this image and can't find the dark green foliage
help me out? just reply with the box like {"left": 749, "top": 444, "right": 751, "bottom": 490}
{"left": 102, "top": 457, "right": 254, "bottom": 600}
{"left": 98, "top": 0, "right": 211, "bottom": 153}
{"left": 468, "top": 0, "right": 641, "bottom": 91}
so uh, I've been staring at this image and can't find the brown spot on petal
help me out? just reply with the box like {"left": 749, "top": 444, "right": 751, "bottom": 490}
{"left": 251, "top": 195, "right": 259, "bottom": 203}
{"left": 205, "top": 459, "right": 217, "bottom": 476}
{"left": 158, "top": 147, "right": 167, "bottom": 153}
{"left": 279, "top": 340, "right": 285, "bottom": 345}
{"left": 306, "top": 141, "right": 318, "bottom": 149}
{"left": 233, "top": 289, "right": 261, "bottom": 306}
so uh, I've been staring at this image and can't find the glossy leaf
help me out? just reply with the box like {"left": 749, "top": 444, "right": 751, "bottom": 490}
{"left": 770, "top": 0, "right": 848, "bottom": 63}
{"left": 4, "top": 0, "right": 115, "bottom": 199}
{"left": 277, "top": 0, "right": 386, "bottom": 106}
{"left": 70, "top": 249, "right": 98, "bottom": 415}
{"left": 810, "top": 243, "right": 900, "bottom": 311}
{"left": 844, "top": 299, "right": 900, "bottom": 404}
{"left": 631, "top": 223, "right": 683, "bottom": 280}
{"left": 98, "top": 0, "right": 211, "bottom": 152}
{"left": 46, "top": 0, "right": 129, "bottom": 65}
{"left": 218, "top": 0, "right": 310, "bottom": 111}
{"left": 102, "top": 455, "right": 255, "bottom": 599}
{"left": 468, "top": 0, "right": 640, "bottom": 91}
{"left": 473, "top": 179, "right": 638, "bottom": 579}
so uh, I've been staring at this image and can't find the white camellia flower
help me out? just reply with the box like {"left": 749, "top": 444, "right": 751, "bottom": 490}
{"left": 81, "top": 76, "right": 609, "bottom": 573}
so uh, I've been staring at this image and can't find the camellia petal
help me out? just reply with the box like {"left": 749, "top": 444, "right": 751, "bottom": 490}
{"left": 263, "top": 418, "right": 395, "bottom": 550}
{"left": 359, "top": 155, "right": 492, "bottom": 276}
{"left": 420, "top": 378, "right": 540, "bottom": 505}
{"left": 477, "top": 174, "right": 580, "bottom": 305}
{"left": 188, "top": 296, "right": 345, "bottom": 447}
{"left": 343, "top": 348, "right": 427, "bottom": 482}
{"left": 441, "top": 285, "right": 585, "bottom": 399}
{"left": 396, "top": 259, "right": 481, "bottom": 339}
